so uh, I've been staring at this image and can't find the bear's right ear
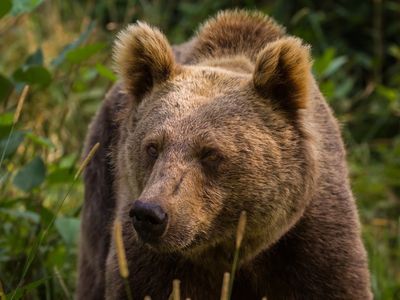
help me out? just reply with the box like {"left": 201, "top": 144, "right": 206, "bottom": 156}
{"left": 113, "top": 22, "right": 178, "bottom": 100}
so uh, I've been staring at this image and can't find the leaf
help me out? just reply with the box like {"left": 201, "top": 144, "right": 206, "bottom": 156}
{"left": 25, "top": 132, "right": 55, "bottom": 149}
{"left": 0, "top": 130, "right": 25, "bottom": 157}
{"left": 47, "top": 154, "right": 78, "bottom": 185}
{"left": 66, "top": 43, "right": 106, "bottom": 64}
{"left": 58, "top": 153, "right": 78, "bottom": 169}
{"left": 55, "top": 217, "right": 80, "bottom": 246}
{"left": 13, "top": 156, "right": 46, "bottom": 192}
{"left": 335, "top": 77, "right": 354, "bottom": 99}
{"left": 313, "top": 48, "right": 336, "bottom": 78}
{"left": 13, "top": 65, "right": 52, "bottom": 87}
{"left": 38, "top": 205, "right": 55, "bottom": 227}
{"left": 0, "top": 74, "right": 14, "bottom": 102}
{"left": 47, "top": 168, "right": 74, "bottom": 185}
{"left": 11, "top": 0, "right": 44, "bottom": 16}
{"left": 323, "top": 56, "right": 348, "bottom": 77}
{"left": 25, "top": 48, "right": 44, "bottom": 66}
{"left": 376, "top": 85, "right": 398, "bottom": 102}
{"left": 51, "top": 21, "right": 97, "bottom": 68}
{"left": 7, "top": 277, "right": 50, "bottom": 300}
{"left": 96, "top": 63, "right": 117, "bottom": 82}
{"left": 0, "top": 112, "right": 14, "bottom": 126}
{"left": 0, "top": 208, "right": 40, "bottom": 223}
{"left": 0, "top": 0, "right": 12, "bottom": 18}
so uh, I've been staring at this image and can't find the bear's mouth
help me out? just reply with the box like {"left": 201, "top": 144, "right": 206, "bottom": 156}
{"left": 131, "top": 223, "right": 208, "bottom": 254}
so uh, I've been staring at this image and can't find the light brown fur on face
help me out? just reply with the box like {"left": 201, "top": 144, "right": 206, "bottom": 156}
{"left": 77, "top": 9, "right": 372, "bottom": 300}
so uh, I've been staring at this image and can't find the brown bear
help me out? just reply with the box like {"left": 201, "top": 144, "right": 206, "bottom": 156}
{"left": 77, "top": 10, "right": 372, "bottom": 300}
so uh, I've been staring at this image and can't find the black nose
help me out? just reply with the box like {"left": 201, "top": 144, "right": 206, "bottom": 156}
{"left": 129, "top": 200, "right": 168, "bottom": 241}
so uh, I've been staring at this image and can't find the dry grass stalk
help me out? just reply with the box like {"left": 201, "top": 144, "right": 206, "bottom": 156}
{"left": 13, "top": 85, "right": 29, "bottom": 124}
{"left": 261, "top": 297, "right": 268, "bottom": 300}
{"left": 220, "top": 272, "right": 230, "bottom": 300}
{"left": 74, "top": 142, "right": 100, "bottom": 179}
{"left": 235, "top": 211, "right": 247, "bottom": 249}
{"left": 114, "top": 218, "right": 129, "bottom": 278}
{"left": 172, "top": 279, "right": 181, "bottom": 300}
{"left": 228, "top": 211, "right": 247, "bottom": 300}
{"left": 114, "top": 218, "right": 133, "bottom": 300}
{"left": 144, "top": 296, "right": 152, "bottom": 300}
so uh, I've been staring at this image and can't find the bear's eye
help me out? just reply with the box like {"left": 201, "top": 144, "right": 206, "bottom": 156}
{"left": 146, "top": 144, "right": 159, "bottom": 159}
{"left": 200, "top": 148, "right": 222, "bottom": 167}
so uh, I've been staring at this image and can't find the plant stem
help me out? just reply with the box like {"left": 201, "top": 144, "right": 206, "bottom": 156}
{"left": 124, "top": 278, "right": 133, "bottom": 300}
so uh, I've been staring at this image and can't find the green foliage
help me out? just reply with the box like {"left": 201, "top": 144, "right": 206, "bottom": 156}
{"left": 0, "top": 0, "right": 12, "bottom": 19}
{"left": 66, "top": 43, "right": 106, "bottom": 64}
{"left": 0, "top": 74, "right": 13, "bottom": 102}
{"left": 13, "top": 66, "right": 52, "bottom": 88}
{"left": 55, "top": 217, "right": 80, "bottom": 247}
{"left": 0, "top": 130, "right": 24, "bottom": 158}
{"left": 13, "top": 156, "right": 46, "bottom": 192}
{"left": 11, "top": 0, "right": 44, "bottom": 16}
{"left": 0, "top": 0, "right": 399, "bottom": 299}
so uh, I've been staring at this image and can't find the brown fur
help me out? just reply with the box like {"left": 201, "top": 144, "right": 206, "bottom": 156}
{"left": 253, "top": 37, "right": 312, "bottom": 109}
{"left": 77, "top": 10, "right": 372, "bottom": 300}
{"left": 113, "top": 22, "right": 179, "bottom": 99}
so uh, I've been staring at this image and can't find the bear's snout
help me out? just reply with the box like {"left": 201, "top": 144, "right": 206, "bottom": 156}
{"left": 129, "top": 200, "right": 168, "bottom": 242}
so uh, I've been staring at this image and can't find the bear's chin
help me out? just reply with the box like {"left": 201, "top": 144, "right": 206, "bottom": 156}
{"left": 134, "top": 230, "right": 215, "bottom": 256}
{"left": 133, "top": 233, "right": 195, "bottom": 254}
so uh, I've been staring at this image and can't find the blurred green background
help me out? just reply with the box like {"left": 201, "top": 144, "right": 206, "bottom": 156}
{"left": 0, "top": 0, "right": 399, "bottom": 299}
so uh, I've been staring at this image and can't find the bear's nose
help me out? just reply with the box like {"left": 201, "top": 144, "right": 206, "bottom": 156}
{"left": 129, "top": 200, "right": 168, "bottom": 241}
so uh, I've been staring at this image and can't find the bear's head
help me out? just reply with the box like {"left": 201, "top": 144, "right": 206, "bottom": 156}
{"left": 112, "top": 17, "right": 317, "bottom": 262}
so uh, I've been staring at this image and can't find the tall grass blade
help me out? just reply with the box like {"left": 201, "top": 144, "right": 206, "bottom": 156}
{"left": 114, "top": 218, "right": 133, "bottom": 300}
{"left": 10, "top": 142, "right": 100, "bottom": 300}
{"left": 227, "top": 211, "right": 247, "bottom": 300}
{"left": 220, "top": 272, "right": 230, "bottom": 300}
{"left": 0, "top": 85, "right": 29, "bottom": 170}
{"left": 13, "top": 85, "right": 29, "bottom": 124}
{"left": 53, "top": 266, "right": 72, "bottom": 300}
{"left": 114, "top": 219, "right": 129, "bottom": 278}
{"left": 74, "top": 142, "right": 100, "bottom": 179}
{"left": 172, "top": 279, "right": 181, "bottom": 300}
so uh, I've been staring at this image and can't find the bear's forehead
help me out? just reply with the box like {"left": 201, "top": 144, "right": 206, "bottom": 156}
{"left": 141, "top": 65, "right": 253, "bottom": 114}
{"left": 141, "top": 84, "right": 257, "bottom": 128}
{"left": 140, "top": 95, "right": 255, "bottom": 133}
{"left": 134, "top": 65, "right": 269, "bottom": 144}
{"left": 174, "top": 65, "right": 251, "bottom": 93}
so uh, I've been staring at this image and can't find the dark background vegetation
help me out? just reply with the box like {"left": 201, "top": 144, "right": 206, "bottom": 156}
{"left": 0, "top": 0, "right": 399, "bottom": 299}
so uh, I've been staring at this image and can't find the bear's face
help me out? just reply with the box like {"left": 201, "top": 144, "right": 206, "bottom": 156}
{"left": 113, "top": 23, "right": 317, "bottom": 258}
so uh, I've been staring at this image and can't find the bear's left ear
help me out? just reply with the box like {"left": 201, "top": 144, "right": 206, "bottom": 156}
{"left": 113, "top": 22, "right": 178, "bottom": 100}
{"left": 253, "top": 37, "right": 312, "bottom": 110}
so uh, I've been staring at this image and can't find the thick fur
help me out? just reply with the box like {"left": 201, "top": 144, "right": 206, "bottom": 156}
{"left": 77, "top": 10, "right": 372, "bottom": 300}
{"left": 253, "top": 37, "right": 312, "bottom": 110}
{"left": 113, "top": 22, "right": 179, "bottom": 99}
